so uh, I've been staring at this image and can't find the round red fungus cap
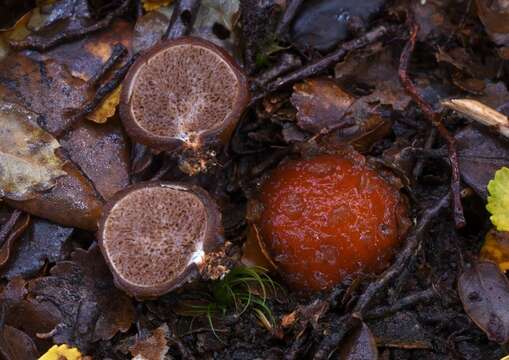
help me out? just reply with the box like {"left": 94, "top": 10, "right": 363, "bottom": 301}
{"left": 258, "top": 153, "right": 409, "bottom": 292}
{"left": 120, "top": 37, "right": 249, "bottom": 150}
{"left": 98, "top": 182, "right": 222, "bottom": 298}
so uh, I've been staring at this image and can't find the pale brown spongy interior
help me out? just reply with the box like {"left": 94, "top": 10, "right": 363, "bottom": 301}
{"left": 130, "top": 44, "right": 239, "bottom": 140}
{"left": 102, "top": 186, "right": 207, "bottom": 287}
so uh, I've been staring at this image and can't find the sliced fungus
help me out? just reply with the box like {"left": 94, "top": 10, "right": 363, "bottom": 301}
{"left": 121, "top": 37, "right": 249, "bottom": 150}
{"left": 99, "top": 182, "right": 222, "bottom": 298}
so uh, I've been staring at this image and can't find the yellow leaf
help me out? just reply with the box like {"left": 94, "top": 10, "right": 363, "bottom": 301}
{"left": 480, "top": 229, "right": 509, "bottom": 272}
{"left": 487, "top": 167, "right": 509, "bottom": 232}
{"left": 143, "top": 0, "right": 173, "bottom": 11}
{"left": 87, "top": 86, "right": 121, "bottom": 124}
{"left": 39, "top": 344, "right": 82, "bottom": 360}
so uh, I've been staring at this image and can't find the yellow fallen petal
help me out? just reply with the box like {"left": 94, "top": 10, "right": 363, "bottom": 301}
{"left": 143, "top": 0, "right": 173, "bottom": 11}
{"left": 480, "top": 229, "right": 509, "bottom": 272}
{"left": 87, "top": 85, "right": 121, "bottom": 124}
{"left": 38, "top": 344, "right": 82, "bottom": 360}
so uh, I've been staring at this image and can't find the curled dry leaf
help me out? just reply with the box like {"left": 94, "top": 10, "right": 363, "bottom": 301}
{"left": 480, "top": 229, "right": 509, "bottom": 272}
{"left": 458, "top": 261, "right": 509, "bottom": 344}
{"left": 0, "top": 218, "right": 73, "bottom": 280}
{"left": 0, "top": 102, "right": 66, "bottom": 201}
{"left": 338, "top": 321, "right": 378, "bottom": 360}
{"left": 129, "top": 324, "right": 170, "bottom": 360}
{"left": 443, "top": 99, "right": 509, "bottom": 139}
{"left": 27, "top": 244, "right": 135, "bottom": 351}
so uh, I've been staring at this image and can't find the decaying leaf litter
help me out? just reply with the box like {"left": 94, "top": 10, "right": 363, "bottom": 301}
{"left": 0, "top": 0, "right": 509, "bottom": 359}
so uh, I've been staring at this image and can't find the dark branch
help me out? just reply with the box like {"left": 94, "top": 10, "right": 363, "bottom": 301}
{"left": 87, "top": 43, "right": 127, "bottom": 86}
{"left": 398, "top": 16, "right": 465, "bottom": 228}
{"left": 275, "top": 0, "right": 304, "bottom": 39}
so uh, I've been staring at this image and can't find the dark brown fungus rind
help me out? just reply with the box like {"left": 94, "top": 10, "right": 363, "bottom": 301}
{"left": 98, "top": 181, "right": 223, "bottom": 299}
{"left": 120, "top": 37, "right": 250, "bottom": 151}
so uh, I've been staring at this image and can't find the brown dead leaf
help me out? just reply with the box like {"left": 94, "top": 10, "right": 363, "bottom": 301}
{"left": 0, "top": 54, "right": 91, "bottom": 136}
{"left": 338, "top": 322, "right": 378, "bottom": 360}
{"left": 476, "top": 0, "right": 509, "bottom": 57}
{"left": 480, "top": 229, "right": 509, "bottom": 272}
{"left": 291, "top": 78, "right": 355, "bottom": 134}
{"left": 455, "top": 125, "right": 509, "bottom": 198}
{"left": 60, "top": 118, "right": 130, "bottom": 201}
{"left": 129, "top": 324, "right": 170, "bottom": 360}
{"left": 0, "top": 218, "right": 73, "bottom": 280}
{"left": 6, "top": 161, "right": 103, "bottom": 231}
{"left": 27, "top": 244, "right": 135, "bottom": 352}
{"left": 133, "top": 11, "right": 169, "bottom": 54}
{"left": 458, "top": 261, "right": 509, "bottom": 344}
{"left": 0, "top": 102, "right": 66, "bottom": 201}
{"left": 0, "top": 323, "right": 39, "bottom": 360}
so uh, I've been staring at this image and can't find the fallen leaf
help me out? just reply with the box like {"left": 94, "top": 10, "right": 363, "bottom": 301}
{"left": 475, "top": 0, "right": 509, "bottom": 58}
{"left": 39, "top": 344, "right": 83, "bottom": 360}
{"left": 27, "top": 244, "right": 135, "bottom": 352}
{"left": 458, "top": 261, "right": 509, "bottom": 344}
{"left": 0, "top": 102, "right": 66, "bottom": 201}
{"left": 0, "top": 54, "right": 92, "bottom": 136}
{"left": 0, "top": 218, "right": 73, "bottom": 280}
{"left": 143, "top": 0, "right": 173, "bottom": 12}
{"left": 129, "top": 324, "right": 170, "bottom": 360}
{"left": 486, "top": 167, "right": 509, "bottom": 231}
{"left": 338, "top": 322, "right": 378, "bottom": 360}
{"left": 0, "top": 211, "right": 31, "bottom": 269}
{"left": 0, "top": 323, "right": 39, "bottom": 360}
{"left": 480, "top": 229, "right": 509, "bottom": 272}
{"left": 291, "top": 78, "right": 355, "bottom": 134}
{"left": 6, "top": 161, "right": 103, "bottom": 231}
{"left": 455, "top": 126, "right": 509, "bottom": 199}
{"left": 60, "top": 118, "right": 130, "bottom": 201}
{"left": 86, "top": 85, "right": 121, "bottom": 123}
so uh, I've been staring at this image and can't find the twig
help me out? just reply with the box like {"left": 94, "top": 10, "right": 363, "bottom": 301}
{"left": 9, "top": 0, "right": 130, "bottom": 51}
{"left": 164, "top": 0, "right": 202, "bottom": 40}
{"left": 363, "top": 288, "right": 437, "bottom": 320}
{"left": 252, "top": 24, "right": 399, "bottom": 103}
{"left": 275, "top": 0, "right": 304, "bottom": 39}
{"left": 56, "top": 54, "right": 138, "bottom": 139}
{"left": 398, "top": 17, "right": 465, "bottom": 228}
{"left": 0, "top": 210, "right": 22, "bottom": 247}
{"left": 255, "top": 53, "right": 302, "bottom": 86}
{"left": 87, "top": 43, "right": 127, "bottom": 86}
{"left": 313, "top": 193, "right": 450, "bottom": 360}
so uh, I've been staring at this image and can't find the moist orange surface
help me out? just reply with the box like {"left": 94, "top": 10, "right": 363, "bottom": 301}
{"left": 259, "top": 154, "right": 406, "bottom": 291}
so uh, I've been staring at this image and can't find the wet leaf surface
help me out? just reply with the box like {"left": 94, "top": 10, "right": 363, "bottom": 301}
{"left": 6, "top": 161, "right": 103, "bottom": 230}
{"left": 338, "top": 321, "right": 378, "bottom": 360}
{"left": 61, "top": 118, "right": 130, "bottom": 200}
{"left": 458, "top": 261, "right": 509, "bottom": 344}
{"left": 455, "top": 125, "right": 509, "bottom": 198}
{"left": 291, "top": 0, "right": 386, "bottom": 51}
{"left": 27, "top": 244, "right": 135, "bottom": 352}
{"left": 129, "top": 324, "right": 170, "bottom": 360}
{"left": 0, "top": 102, "right": 65, "bottom": 201}
{"left": 0, "top": 218, "right": 73, "bottom": 280}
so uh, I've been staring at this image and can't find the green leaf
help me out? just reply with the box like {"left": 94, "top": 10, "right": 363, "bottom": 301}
{"left": 487, "top": 167, "right": 509, "bottom": 231}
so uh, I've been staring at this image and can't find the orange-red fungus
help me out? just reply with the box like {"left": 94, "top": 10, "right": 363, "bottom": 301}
{"left": 258, "top": 153, "right": 409, "bottom": 291}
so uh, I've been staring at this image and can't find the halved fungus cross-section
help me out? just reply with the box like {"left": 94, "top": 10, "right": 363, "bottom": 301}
{"left": 120, "top": 37, "right": 249, "bottom": 150}
{"left": 98, "top": 182, "right": 222, "bottom": 298}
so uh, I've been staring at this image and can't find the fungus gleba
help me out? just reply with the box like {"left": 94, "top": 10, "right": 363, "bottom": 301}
{"left": 250, "top": 151, "right": 410, "bottom": 292}
{"left": 98, "top": 182, "right": 222, "bottom": 298}
{"left": 120, "top": 37, "right": 250, "bottom": 153}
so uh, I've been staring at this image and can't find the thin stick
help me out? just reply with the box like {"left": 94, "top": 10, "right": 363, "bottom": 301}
{"left": 364, "top": 288, "right": 437, "bottom": 320}
{"left": 164, "top": 0, "right": 202, "bottom": 40}
{"left": 252, "top": 24, "right": 398, "bottom": 104}
{"left": 398, "top": 18, "right": 465, "bottom": 228}
{"left": 275, "top": 0, "right": 304, "bottom": 38}
{"left": 87, "top": 43, "right": 127, "bottom": 86}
